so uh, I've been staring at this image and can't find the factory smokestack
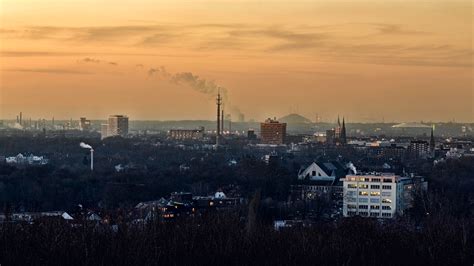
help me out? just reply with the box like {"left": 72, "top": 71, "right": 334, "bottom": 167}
{"left": 80, "top": 142, "right": 94, "bottom": 171}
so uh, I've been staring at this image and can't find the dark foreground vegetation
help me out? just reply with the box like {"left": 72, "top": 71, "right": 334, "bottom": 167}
{"left": 0, "top": 213, "right": 472, "bottom": 266}
{"left": 0, "top": 136, "right": 473, "bottom": 265}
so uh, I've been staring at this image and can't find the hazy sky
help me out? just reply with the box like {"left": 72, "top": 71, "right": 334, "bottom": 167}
{"left": 0, "top": 0, "right": 472, "bottom": 122}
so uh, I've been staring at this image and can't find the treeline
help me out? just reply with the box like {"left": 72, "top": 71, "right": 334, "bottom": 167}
{"left": 0, "top": 152, "right": 293, "bottom": 211}
{"left": 0, "top": 213, "right": 472, "bottom": 266}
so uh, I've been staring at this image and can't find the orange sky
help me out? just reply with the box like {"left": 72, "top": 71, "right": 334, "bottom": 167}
{"left": 0, "top": 0, "right": 472, "bottom": 122}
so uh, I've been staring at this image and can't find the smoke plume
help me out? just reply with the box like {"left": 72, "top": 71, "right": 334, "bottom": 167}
{"left": 148, "top": 66, "right": 245, "bottom": 120}
{"left": 80, "top": 142, "right": 93, "bottom": 149}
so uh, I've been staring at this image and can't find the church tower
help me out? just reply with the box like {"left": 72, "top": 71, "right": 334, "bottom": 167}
{"left": 341, "top": 117, "right": 347, "bottom": 145}
{"left": 430, "top": 126, "right": 435, "bottom": 155}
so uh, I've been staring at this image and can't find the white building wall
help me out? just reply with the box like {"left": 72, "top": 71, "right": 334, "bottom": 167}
{"left": 343, "top": 174, "right": 398, "bottom": 219}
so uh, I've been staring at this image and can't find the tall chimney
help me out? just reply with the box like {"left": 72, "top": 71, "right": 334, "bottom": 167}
{"left": 19, "top": 112, "right": 22, "bottom": 126}
{"left": 90, "top": 149, "right": 94, "bottom": 171}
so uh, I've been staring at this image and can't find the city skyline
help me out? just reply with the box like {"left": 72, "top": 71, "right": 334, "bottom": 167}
{"left": 0, "top": 0, "right": 473, "bottom": 122}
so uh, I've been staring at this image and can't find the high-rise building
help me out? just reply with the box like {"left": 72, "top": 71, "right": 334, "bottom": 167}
{"left": 247, "top": 129, "right": 257, "bottom": 141}
{"left": 260, "top": 118, "right": 287, "bottom": 145}
{"left": 101, "top": 124, "right": 109, "bottom": 140}
{"left": 342, "top": 173, "right": 427, "bottom": 219}
{"left": 408, "top": 140, "right": 430, "bottom": 159}
{"left": 106, "top": 115, "right": 129, "bottom": 137}
{"left": 79, "top": 117, "right": 91, "bottom": 131}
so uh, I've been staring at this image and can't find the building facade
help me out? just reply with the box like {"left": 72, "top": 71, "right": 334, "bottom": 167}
{"left": 79, "top": 117, "right": 91, "bottom": 131}
{"left": 292, "top": 161, "right": 347, "bottom": 202}
{"left": 260, "top": 118, "right": 287, "bottom": 145}
{"left": 107, "top": 115, "right": 129, "bottom": 138}
{"left": 168, "top": 127, "right": 205, "bottom": 140}
{"left": 342, "top": 173, "right": 426, "bottom": 219}
{"left": 408, "top": 140, "right": 430, "bottom": 159}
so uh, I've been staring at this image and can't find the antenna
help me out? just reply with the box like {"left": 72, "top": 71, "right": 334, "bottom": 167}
{"left": 216, "top": 90, "right": 222, "bottom": 146}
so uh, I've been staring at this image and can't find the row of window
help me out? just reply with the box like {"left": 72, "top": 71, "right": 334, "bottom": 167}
{"left": 347, "top": 205, "right": 392, "bottom": 210}
{"left": 347, "top": 184, "right": 392, "bottom": 190}
{"left": 355, "top": 191, "right": 392, "bottom": 197}
{"left": 346, "top": 211, "right": 393, "bottom": 218}
{"left": 346, "top": 197, "right": 393, "bottom": 204}
{"left": 346, "top": 178, "right": 394, "bottom": 183}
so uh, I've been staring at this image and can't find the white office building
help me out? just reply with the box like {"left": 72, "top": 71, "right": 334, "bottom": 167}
{"left": 342, "top": 173, "right": 426, "bottom": 219}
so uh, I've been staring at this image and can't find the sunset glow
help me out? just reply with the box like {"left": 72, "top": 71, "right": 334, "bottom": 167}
{"left": 1, "top": 0, "right": 472, "bottom": 122}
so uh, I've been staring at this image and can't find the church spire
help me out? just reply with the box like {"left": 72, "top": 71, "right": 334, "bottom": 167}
{"left": 430, "top": 125, "right": 435, "bottom": 153}
{"left": 341, "top": 117, "right": 347, "bottom": 145}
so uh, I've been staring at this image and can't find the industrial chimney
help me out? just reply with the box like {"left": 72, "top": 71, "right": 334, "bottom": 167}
{"left": 80, "top": 142, "right": 94, "bottom": 171}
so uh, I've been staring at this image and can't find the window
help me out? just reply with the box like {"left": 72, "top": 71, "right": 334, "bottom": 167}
{"left": 359, "top": 198, "right": 368, "bottom": 203}
{"left": 359, "top": 178, "right": 368, "bottom": 182}
{"left": 359, "top": 191, "right": 369, "bottom": 196}
{"left": 347, "top": 197, "right": 356, "bottom": 202}
{"left": 370, "top": 198, "right": 380, "bottom": 203}
{"left": 381, "top": 192, "right": 391, "bottom": 197}
{"left": 370, "top": 191, "right": 380, "bottom": 196}
{"left": 359, "top": 205, "right": 368, "bottom": 209}
{"left": 347, "top": 211, "right": 356, "bottom": 216}
{"left": 346, "top": 191, "right": 356, "bottom": 196}
{"left": 383, "top": 179, "right": 392, "bottom": 183}
{"left": 312, "top": 171, "right": 316, "bottom": 176}
{"left": 382, "top": 198, "right": 392, "bottom": 203}
{"left": 359, "top": 212, "right": 369, "bottom": 216}
{"left": 370, "top": 205, "right": 380, "bottom": 210}
{"left": 382, "top": 213, "right": 392, "bottom": 218}
{"left": 348, "top": 184, "right": 357, "bottom": 189}
{"left": 370, "top": 213, "right": 379, "bottom": 217}
{"left": 359, "top": 184, "right": 369, "bottom": 189}
{"left": 372, "top": 178, "right": 381, "bottom": 182}
{"left": 382, "top": 185, "right": 392, "bottom": 190}
{"left": 382, "top": 206, "right": 392, "bottom": 210}
{"left": 370, "top": 185, "right": 380, "bottom": 189}
{"left": 347, "top": 204, "right": 357, "bottom": 209}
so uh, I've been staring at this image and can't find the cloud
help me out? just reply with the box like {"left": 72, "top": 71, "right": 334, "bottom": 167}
{"left": 3, "top": 68, "right": 93, "bottom": 75}
{"left": 0, "top": 50, "right": 208, "bottom": 58}
{"left": 372, "top": 24, "right": 430, "bottom": 36}
{"left": 78, "top": 57, "right": 118, "bottom": 66}
{"left": 0, "top": 51, "right": 88, "bottom": 57}
{"left": 2, "top": 23, "right": 471, "bottom": 68}
{"left": 82, "top": 57, "right": 101, "bottom": 63}
{"left": 140, "top": 33, "right": 180, "bottom": 46}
